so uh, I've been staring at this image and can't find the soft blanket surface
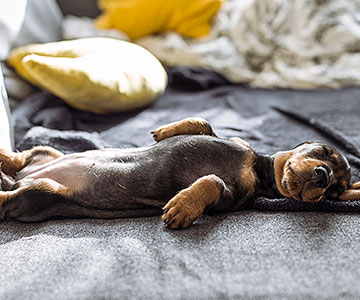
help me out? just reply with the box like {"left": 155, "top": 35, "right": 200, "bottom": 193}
{"left": 2, "top": 212, "right": 360, "bottom": 300}
{"left": 2, "top": 67, "right": 360, "bottom": 299}
{"left": 12, "top": 68, "right": 360, "bottom": 212}
{"left": 136, "top": 0, "right": 360, "bottom": 89}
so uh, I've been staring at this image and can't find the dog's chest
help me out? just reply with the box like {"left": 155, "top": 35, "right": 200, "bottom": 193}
{"left": 153, "top": 136, "right": 257, "bottom": 191}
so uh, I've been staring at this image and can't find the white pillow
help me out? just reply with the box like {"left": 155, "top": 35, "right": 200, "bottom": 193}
{"left": 0, "top": 61, "right": 13, "bottom": 151}
{"left": 12, "top": 0, "right": 62, "bottom": 49}
{"left": 2, "top": 0, "right": 63, "bottom": 102}
{"left": 0, "top": 0, "right": 27, "bottom": 60}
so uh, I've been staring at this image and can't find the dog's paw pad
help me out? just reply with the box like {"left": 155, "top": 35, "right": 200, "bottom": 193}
{"left": 161, "top": 193, "right": 202, "bottom": 230}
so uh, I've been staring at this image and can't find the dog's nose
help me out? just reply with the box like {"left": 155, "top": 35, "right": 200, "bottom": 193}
{"left": 313, "top": 166, "right": 329, "bottom": 188}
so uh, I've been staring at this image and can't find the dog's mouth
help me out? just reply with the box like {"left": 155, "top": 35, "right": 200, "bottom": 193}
{"left": 282, "top": 164, "right": 325, "bottom": 202}
{"left": 282, "top": 179, "right": 304, "bottom": 202}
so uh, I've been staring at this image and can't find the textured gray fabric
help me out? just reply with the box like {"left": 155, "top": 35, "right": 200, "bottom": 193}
{"left": 56, "top": 0, "right": 101, "bottom": 18}
{"left": 3, "top": 67, "right": 360, "bottom": 299}
{"left": 1, "top": 211, "right": 359, "bottom": 300}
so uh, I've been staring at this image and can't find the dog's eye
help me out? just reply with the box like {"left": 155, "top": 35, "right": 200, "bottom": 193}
{"left": 322, "top": 146, "right": 330, "bottom": 157}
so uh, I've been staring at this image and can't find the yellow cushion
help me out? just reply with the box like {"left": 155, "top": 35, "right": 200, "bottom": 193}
{"left": 95, "top": 0, "right": 224, "bottom": 40}
{"left": 7, "top": 38, "right": 168, "bottom": 114}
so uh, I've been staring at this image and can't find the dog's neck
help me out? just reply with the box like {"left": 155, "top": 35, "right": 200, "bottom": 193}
{"left": 253, "top": 154, "right": 281, "bottom": 198}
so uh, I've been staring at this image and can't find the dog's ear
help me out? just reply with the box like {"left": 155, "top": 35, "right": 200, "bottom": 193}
{"left": 339, "top": 182, "right": 360, "bottom": 201}
{"left": 293, "top": 141, "right": 312, "bottom": 148}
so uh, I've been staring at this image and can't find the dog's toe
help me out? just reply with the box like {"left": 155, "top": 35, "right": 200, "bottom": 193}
{"left": 151, "top": 125, "right": 177, "bottom": 142}
{"left": 161, "top": 197, "right": 200, "bottom": 230}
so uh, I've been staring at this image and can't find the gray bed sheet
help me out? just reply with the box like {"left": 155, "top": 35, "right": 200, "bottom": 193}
{"left": 1, "top": 211, "right": 359, "bottom": 300}
{"left": 1, "top": 67, "right": 360, "bottom": 299}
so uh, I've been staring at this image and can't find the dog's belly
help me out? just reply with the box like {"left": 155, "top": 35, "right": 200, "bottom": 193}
{"left": 14, "top": 136, "right": 253, "bottom": 210}
{"left": 16, "top": 157, "right": 94, "bottom": 193}
{"left": 15, "top": 148, "right": 151, "bottom": 194}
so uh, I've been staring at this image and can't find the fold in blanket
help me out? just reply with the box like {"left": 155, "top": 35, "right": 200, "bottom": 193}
{"left": 12, "top": 67, "right": 360, "bottom": 213}
{"left": 135, "top": 0, "right": 360, "bottom": 89}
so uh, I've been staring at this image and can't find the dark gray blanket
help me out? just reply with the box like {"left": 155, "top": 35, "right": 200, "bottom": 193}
{"left": 1, "top": 67, "right": 359, "bottom": 300}
{"left": 12, "top": 67, "right": 360, "bottom": 212}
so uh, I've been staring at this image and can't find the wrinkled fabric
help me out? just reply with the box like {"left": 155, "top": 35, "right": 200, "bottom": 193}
{"left": 12, "top": 67, "right": 360, "bottom": 212}
{"left": 137, "top": 0, "right": 360, "bottom": 88}
{"left": 3, "top": 67, "right": 360, "bottom": 300}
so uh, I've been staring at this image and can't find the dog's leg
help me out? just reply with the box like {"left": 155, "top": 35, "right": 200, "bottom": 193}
{"left": 0, "top": 148, "right": 25, "bottom": 176}
{"left": 152, "top": 117, "right": 215, "bottom": 142}
{"left": 0, "top": 178, "right": 67, "bottom": 221}
{"left": 0, "top": 171, "right": 15, "bottom": 191}
{"left": 339, "top": 182, "right": 360, "bottom": 201}
{"left": 0, "top": 146, "right": 63, "bottom": 177}
{"left": 161, "top": 174, "right": 228, "bottom": 229}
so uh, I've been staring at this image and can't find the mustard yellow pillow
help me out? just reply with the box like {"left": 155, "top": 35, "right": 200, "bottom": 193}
{"left": 95, "top": 0, "right": 224, "bottom": 40}
{"left": 7, "top": 38, "right": 168, "bottom": 114}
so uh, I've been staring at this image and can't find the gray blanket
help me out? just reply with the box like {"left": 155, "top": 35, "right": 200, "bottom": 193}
{"left": 1, "top": 67, "right": 360, "bottom": 299}
{"left": 2, "top": 211, "right": 360, "bottom": 300}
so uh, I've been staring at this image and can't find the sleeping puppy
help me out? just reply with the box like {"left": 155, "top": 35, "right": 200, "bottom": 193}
{"left": 0, "top": 117, "right": 359, "bottom": 229}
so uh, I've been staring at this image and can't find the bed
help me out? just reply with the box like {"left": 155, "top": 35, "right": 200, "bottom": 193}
{"left": 1, "top": 1, "right": 360, "bottom": 299}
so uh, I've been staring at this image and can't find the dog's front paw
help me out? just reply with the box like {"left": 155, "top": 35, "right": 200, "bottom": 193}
{"left": 339, "top": 181, "right": 360, "bottom": 201}
{"left": 151, "top": 124, "right": 177, "bottom": 142}
{"left": 152, "top": 117, "right": 213, "bottom": 142}
{"left": 161, "top": 191, "right": 204, "bottom": 230}
{"left": 350, "top": 182, "right": 360, "bottom": 190}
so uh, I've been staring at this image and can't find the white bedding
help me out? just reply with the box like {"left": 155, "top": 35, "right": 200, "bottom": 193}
{"left": 136, "top": 0, "right": 360, "bottom": 89}
{"left": 1, "top": 0, "right": 63, "bottom": 104}
{"left": 0, "top": 62, "right": 13, "bottom": 151}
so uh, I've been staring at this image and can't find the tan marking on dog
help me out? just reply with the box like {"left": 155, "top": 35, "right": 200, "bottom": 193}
{"left": 286, "top": 158, "right": 319, "bottom": 201}
{"left": 301, "top": 185, "right": 325, "bottom": 202}
{"left": 0, "top": 149, "right": 25, "bottom": 176}
{"left": 273, "top": 150, "right": 294, "bottom": 198}
{"left": 332, "top": 153, "right": 339, "bottom": 159}
{"left": 339, "top": 189, "right": 360, "bottom": 201}
{"left": 0, "top": 178, "right": 68, "bottom": 220}
{"left": 238, "top": 153, "right": 257, "bottom": 199}
{"left": 339, "top": 181, "right": 360, "bottom": 201}
{"left": 161, "top": 174, "right": 222, "bottom": 229}
{"left": 0, "top": 146, "right": 64, "bottom": 178}
{"left": 0, "top": 193, "right": 8, "bottom": 219}
{"left": 228, "top": 137, "right": 251, "bottom": 149}
{"left": 153, "top": 117, "right": 214, "bottom": 142}
{"left": 350, "top": 182, "right": 360, "bottom": 190}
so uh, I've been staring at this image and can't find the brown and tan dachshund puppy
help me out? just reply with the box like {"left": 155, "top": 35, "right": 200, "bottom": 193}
{"left": 0, "top": 117, "right": 359, "bottom": 229}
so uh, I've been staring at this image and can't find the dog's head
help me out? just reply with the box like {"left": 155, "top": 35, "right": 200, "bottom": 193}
{"left": 273, "top": 142, "right": 351, "bottom": 202}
